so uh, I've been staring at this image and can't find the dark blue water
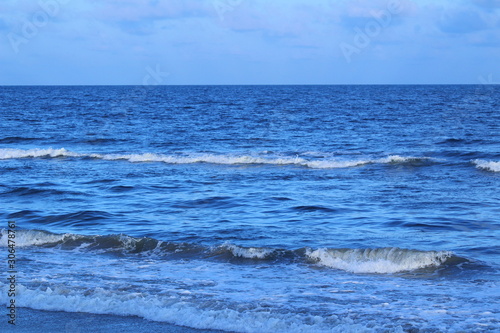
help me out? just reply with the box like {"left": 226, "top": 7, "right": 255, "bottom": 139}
{"left": 1, "top": 85, "right": 499, "bottom": 332}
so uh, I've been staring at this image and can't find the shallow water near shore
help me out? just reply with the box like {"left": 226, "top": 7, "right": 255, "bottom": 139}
{"left": 3, "top": 308, "right": 226, "bottom": 333}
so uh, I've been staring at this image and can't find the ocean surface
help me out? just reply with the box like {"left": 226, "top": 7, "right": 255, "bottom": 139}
{"left": 0, "top": 85, "right": 499, "bottom": 332}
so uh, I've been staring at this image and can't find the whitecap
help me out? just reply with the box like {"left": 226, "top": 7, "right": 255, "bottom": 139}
{"left": 219, "top": 244, "right": 275, "bottom": 259}
{"left": 305, "top": 247, "right": 452, "bottom": 274}
{"left": 472, "top": 159, "right": 500, "bottom": 172}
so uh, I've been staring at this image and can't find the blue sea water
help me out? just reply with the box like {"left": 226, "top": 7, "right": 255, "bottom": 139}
{"left": 0, "top": 85, "right": 499, "bottom": 332}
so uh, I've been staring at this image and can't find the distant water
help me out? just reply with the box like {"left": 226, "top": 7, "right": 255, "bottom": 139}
{"left": 1, "top": 85, "right": 499, "bottom": 332}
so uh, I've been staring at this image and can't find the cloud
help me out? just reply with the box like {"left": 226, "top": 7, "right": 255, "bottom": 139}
{"left": 91, "top": 0, "right": 211, "bottom": 22}
{"left": 1, "top": 0, "right": 499, "bottom": 85}
{"left": 87, "top": 0, "right": 212, "bottom": 35}
{"left": 439, "top": 9, "right": 489, "bottom": 33}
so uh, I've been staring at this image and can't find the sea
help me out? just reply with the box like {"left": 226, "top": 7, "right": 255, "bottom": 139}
{"left": 0, "top": 85, "right": 499, "bottom": 332}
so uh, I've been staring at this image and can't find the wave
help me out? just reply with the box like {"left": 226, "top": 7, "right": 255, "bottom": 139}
{"left": 91, "top": 151, "right": 372, "bottom": 169}
{"left": 472, "top": 159, "right": 500, "bottom": 172}
{"left": 0, "top": 229, "right": 75, "bottom": 247}
{"left": 375, "top": 155, "right": 431, "bottom": 164}
{"left": 87, "top": 153, "right": 434, "bottom": 169}
{"left": 0, "top": 229, "right": 197, "bottom": 255}
{"left": 0, "top": 148, "right": 433, "bottom": 169}
{"left": 0, "top": 284, "right": 377, "bottom": 333}
{"left": 0, "top": 148, "right": 79, "bottom": 159}
{"left": 305, "top": 248, "right": 452, "bottom": 274}
{"left": 214, "top": 244, "right": 277, "bottom": 259}
{"left": 4, "top": 210, "right": 115, "bottom": 228}
{"left": 0, "top": 186, "right": 84, "bottom": 197}
{"left": 292, "top": 205, "right": 338, "bottom": 213}
{"left": 0, "top": 229, "right": 468, "bottom": 274}
{"left": 0, "top": 136, "right": 41, "bottom": 143}
{"left": 437, "top": 138, "right": 487, "bottom": 145}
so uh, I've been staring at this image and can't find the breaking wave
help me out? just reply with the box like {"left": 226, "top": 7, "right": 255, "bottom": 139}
{"left": 472, "top": 159, "right": 500, "bottom": 172}
{"left": 0, "top": 283, "right": 378, "bottom": 333}
{"left": 0, "top": 229, "right": 466, "bottom": 274}
{"left": 0, "top": 148, "right": 433, "bottom": 169}
{"left": 214, "top": 244, "right": 277, "bottom": 259}
{"left": 305, "top": 248, "right": 453, "bottom": 274}
{"left": 0, "top": 148, "right": 79, "bottom": 159}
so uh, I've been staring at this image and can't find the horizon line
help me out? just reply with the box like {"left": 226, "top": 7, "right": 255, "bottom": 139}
{"left": 1, "top": 83, "right": 497, "bottom": 87}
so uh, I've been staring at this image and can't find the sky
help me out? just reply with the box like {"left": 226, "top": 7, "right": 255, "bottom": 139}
{"left": 0, "top": 0, "right": 499, "bottom": 85}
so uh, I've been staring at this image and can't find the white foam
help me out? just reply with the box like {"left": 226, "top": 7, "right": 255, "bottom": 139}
{"left": 0, "top": 284, "right": 379, "bottom": 333}
{"left": 305, "top": 247, "right": 452, "bottom": 274}
{"left": 97, "top": 152, "right": 309, "bottom": 167}
{"left": 221, "top": 244, "right": 275, "bottom": 259}
{"left": 304, "top": 159, "right": 371, "bottom": 169}
{"left": 472, "top": 159, "right": 500, "bottom": 172}
{"left": 0, "top": 148, "right": 80, "bottom": 159}
{"left": 0, "top": 148, "right": 433, "bottom": 169}
{"left": 0, "top": 229, "right": 80, "bottom": 247}
{"left": 376, "top": 155, "right": 430, "bottom": 164}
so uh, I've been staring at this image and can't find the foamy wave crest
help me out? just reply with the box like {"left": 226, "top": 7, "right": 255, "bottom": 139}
{"left": 0, "top": 148, "right": 80, "bottom": 159}
{"left": 0, "top": 284, "right": 375, "bottom": 333}
{"left": 0, "top": 229, "right": 81, "bottom": 247}
{"left": 306, "top": 247, "right": 452, "bottom": 274}
{"left": 94, "top": 153, "right": 432, "bottom": 169}
{"left": 109, "top": 153, "right": 376, "bottom": 169}
{"left": 304, "top": 159, "right": 372, "bottom": 169}
{"left": 0, "top": 147, "right": 435, "bottom": 169}
{"left": 377, "top": 155, "right": 430, "bottom": 164}
{"left": 0, "top": 229, "right": 199, "bottom": 255}
{"left": 472, "top": 159, "right": 500, "bottom": 172}
{"left": 95, "top": 152, "right": 307, "bottom": 166}
{"left": 218, "top": 244, "right": 276, "bottom": 259}
{"left": 1, "top": 230, "right": 462, "bottom": 275}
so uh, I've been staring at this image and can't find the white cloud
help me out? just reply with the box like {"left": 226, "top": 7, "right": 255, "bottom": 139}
{"left": 0, "top": 0, "right": 498, "bottom": 84}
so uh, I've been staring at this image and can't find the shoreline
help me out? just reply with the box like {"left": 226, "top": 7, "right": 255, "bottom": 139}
{"left": 2, "top": 307, "right": 229, "bottom": 333}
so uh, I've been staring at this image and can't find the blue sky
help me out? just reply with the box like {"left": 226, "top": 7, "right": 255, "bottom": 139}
{"left": 1, "top": 0, "right": 499, "bottom": 85}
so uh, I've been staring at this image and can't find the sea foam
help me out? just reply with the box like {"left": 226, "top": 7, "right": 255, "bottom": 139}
{"left": 0, "top": 148, "right": 80, "bottom": 159}
{"left": 218, "top": 244, "right": 276, "bottom": 259}
{"left": 472, "top": 159, "right": 500, "bottom": 172}
{"left": 0, "top": 148, "right": 433, "bottom": 169}
{"left": 1, "top": 230, "right": 458, "bottom": 275}
{"left": 0, "top": 229, "right": 79, "bottom": 247}
{"left": 305, "top": 247, "right": 452, "bottom": 274}
{"left": 0, "top": 283, "right": 380, "bottom": 333}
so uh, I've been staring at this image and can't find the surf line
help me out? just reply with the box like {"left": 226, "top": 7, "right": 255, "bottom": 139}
{"left": 6, "top": 220, "right": 17, "bottom": 325}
